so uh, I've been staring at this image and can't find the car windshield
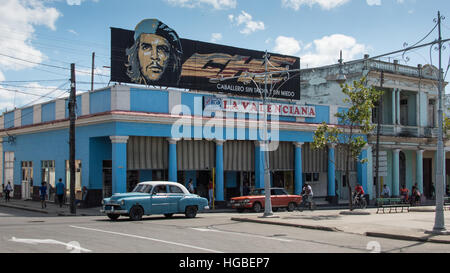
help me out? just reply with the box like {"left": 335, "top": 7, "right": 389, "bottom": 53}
{"left": 132, "top": 184, "right": 152, "bottom": 193}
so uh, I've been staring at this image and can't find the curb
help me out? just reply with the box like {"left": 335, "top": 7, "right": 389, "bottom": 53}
{"left": 230, "top": 217, "right": 341, "bottom": 232}
{"left": 365, "top": 232, "right": 450, "bottom": 244}
{"left": 0, "top": 203, "right": 48, "bottom": 214}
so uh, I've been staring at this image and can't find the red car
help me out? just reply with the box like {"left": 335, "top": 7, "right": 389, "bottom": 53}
{"left": 230, "top": 187, "right": 302, "bottom": 213}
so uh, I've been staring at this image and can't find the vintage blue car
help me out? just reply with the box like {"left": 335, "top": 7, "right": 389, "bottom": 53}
{"left": 101, "top": 181, "right": 209, "bottom": 221}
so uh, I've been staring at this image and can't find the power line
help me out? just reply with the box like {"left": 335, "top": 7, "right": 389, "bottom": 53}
{"left": 0, "top": 52, "right": 110, "bottom": 77}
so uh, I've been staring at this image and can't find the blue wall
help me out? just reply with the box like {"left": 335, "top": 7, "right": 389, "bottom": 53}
{"left": 21, "top": 107, "right": 34, "bottom": 127}
{"left": 41, "top": 102, "right": 55, "bottom": 122}
{"left": 131, "top": 88, "right": 168, "bottom": 113}
{"left": 4, "top": 112, "right": 14, "bottom": 128}
{"left": 90, "top": 90, "right": 111, "bottom": 114}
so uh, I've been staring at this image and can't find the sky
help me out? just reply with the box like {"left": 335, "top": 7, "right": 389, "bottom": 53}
{"left": 0, "top": 0, "right": 449, "bottom": 113}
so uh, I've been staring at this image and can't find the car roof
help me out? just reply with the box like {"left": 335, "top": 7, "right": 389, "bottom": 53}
{"left": 138, "top": 181, "right": 182, "bottom": 186}
{"left": 254, "top": 187, "right": 285, "bottom": 190}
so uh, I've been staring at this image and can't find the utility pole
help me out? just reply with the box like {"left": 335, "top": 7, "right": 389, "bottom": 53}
{"left": 262, "top": 51, "right": 274, "bottom": 217}
{"left": 433, "top": 11, "right": 446, "bottom": 233}
{"left": 69, "top": 63, "right": 76, "bottom": 214}
{"left": 375, "top": 71, "right": 384, "bottom": 198}
{"left": 91, "top": 52, "right": 95, "bottom": 91}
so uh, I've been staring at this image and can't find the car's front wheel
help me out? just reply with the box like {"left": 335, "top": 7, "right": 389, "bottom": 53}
{"left": 107, "top": 214, "right": 120, "bottom": 221}
{"left": 185, "top": 206, "right": 198, "bottom": 218}
{"left": 129, "top": 205, "right": 144, "bottom": 221}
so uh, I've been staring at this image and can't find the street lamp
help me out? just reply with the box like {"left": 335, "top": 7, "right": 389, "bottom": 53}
{"left": 336, "top": 50, "right": 347, "bottom": 85}
{"left": 210, "top": 51, "right": 300, "bottom": 218}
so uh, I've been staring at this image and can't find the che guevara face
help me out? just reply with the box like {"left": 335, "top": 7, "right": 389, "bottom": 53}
{"left": 138, "top": 33, "right": 171, "bottom": 81}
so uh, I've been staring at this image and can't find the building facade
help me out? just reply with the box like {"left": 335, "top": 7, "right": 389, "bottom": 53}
{"left": 302, "top": 55, "right": 449, "bottom": 201}
{"left": 0, "top": 55, "right": 446, "bottom": 207}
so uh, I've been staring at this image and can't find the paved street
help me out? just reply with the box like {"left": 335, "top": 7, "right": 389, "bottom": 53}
{"left": 1, "top": 207, "right": 450, "bottom": 253}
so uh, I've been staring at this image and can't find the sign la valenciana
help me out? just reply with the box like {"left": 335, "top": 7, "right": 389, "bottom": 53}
{"left": 204, "top": 96, "right": 316, "bottom": 118}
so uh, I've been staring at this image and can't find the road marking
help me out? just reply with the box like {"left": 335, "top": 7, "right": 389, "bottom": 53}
{"left": 9, "top": 237, "right": 92, "bottom": 253}
{"left": 70, "top": 225, "right": 223, "bottom": 253}
{"left": 191, "top": 227, "right": 293, "bottom": 242}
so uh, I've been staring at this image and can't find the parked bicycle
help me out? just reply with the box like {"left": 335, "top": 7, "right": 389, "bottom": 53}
{"left": 298, "top": 194, "right": 316, "bottom": 211}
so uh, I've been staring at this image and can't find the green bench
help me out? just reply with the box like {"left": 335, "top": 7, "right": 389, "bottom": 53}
{"left": 376, "top": 198, "right": 410, "bottom": 214}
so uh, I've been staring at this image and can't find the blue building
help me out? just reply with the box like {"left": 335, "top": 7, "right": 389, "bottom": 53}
{"left": 0, "top": 82, "right": 372, "bottom": 206}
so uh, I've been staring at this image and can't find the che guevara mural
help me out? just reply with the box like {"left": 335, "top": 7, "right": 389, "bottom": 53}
{"left": 111, "top": 19, "right": 300, "bottom": 100}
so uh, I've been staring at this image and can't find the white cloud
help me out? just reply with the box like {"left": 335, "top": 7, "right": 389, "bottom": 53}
{"left": 0, "top": 82, "right": 68, "bottom": 113}
{"left": 165, "top": 0, "right": 236, "bottom": 10}
{"left": 211, "top": 33, "right": 222, "bottom": 42}
{"left": 281, "top": 0, "right": 350, "bottom": 10}
{"left": 68, "top": 29, "right": 78, "bottom": 35}
{"left": 229, "top": 11, "right": 265, "bottom": 35}
{"left": 0, "top": 0, "right": 61, "bottom": 111}
{"left": 66, "top": 0, "right": 99, "bottom": 5}
{"left": 273, "top": 36, "right": 301, "bottom": 55}
{"left": 366, "top": 0, "right": 381, "bottom": 6}
{"left": 300, "top": 34, "right": 368, "bottom": 68}
{"left": 0, "top": 0, "right": 61, "bottom": 71}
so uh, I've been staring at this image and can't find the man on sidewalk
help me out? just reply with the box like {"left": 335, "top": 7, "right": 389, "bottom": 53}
{"left": 4, "top": 182, "right": 13, "bottom": 203}
{"left": 55, "top": 178, "right": 65, "bottom": 208}
{"left": 39, "top": 182, "right": 47, "bottom": 209}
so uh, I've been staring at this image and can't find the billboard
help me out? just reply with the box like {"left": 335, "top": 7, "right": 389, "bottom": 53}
{"left": 111, "top": 19, "right": 300, "bottom": 100}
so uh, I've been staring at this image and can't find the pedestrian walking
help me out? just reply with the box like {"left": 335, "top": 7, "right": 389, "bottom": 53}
{"left": 39, "top": 182, "right": 47, "bottom": 209}
{"left": 4, "top": 181, "right": 13, "bottom": 203}
{"left": 55, "top": 178, "right": 65, "bottom": 208}
{"left": 208, "top": 178, "right": 214, "bottom": 207}
{"left": 187, "top": 179, "right": 194, "bottom": 194}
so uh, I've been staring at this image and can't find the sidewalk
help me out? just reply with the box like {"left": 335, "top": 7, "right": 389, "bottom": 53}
{"left": 0, "top": 199, "right": 103, "bottom": 216}
{"left": 231, "top": 207, "right": 450, "bottom": 244}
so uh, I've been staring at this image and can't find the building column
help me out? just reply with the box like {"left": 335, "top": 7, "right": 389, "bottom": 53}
{"left": 416, "top": 149, "right": 424, "bottom": 194}
{"left": 396, "top": 89, "right": 401, "bottom": 125}
{"left": 110, "top": 136, "right": 129, "bottom": 194}
{"left": 293, "top": 142, "right": 303, "bottom": 195}
{"left": 168, "top": 138, "right": 179, "bottom": 182}
{"left": 255, "top": 141, "right": 265, "bottom": 189}
{"left": 393, "top": 149, "right": 400, "bottom": 196}
{"left": 357, "top": 145, "right": 370, "bottom": 195}
{"left": 391, "top": 89, "right": 396, "bottom": 125}
{"left": 215, "top": 140, "right": 225, "bottom": 203}
{"left": 327, "top": 144, "right": 336, "bottom": 198}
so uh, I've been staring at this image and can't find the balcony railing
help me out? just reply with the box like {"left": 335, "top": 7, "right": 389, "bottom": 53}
{"left": 373, "top": 124, "right": 438, "bottom": 138}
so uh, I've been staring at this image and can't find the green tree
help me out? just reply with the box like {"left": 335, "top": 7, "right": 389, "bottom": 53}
{"left": 312, "top": 77, "right": 383, "bottom": 210}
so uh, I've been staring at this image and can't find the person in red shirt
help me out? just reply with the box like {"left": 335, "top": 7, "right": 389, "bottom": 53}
{"left": 354, "top": 184, "right": 364, "bottom": 196}
{"left": 400, "top": 184, "right": 409, "bottom": 202}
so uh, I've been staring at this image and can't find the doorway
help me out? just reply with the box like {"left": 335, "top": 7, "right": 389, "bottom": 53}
{"left": 197, "top": 171, "right": 212, "bottom": 199}
{"left": 21, "top": 161, "right": 33, "bottom": 200}
{"left": 423, "top": 158, "right": 432, "bottom": 198}
{"left": 102, "top": 160, "right": 112, "bottom": 198}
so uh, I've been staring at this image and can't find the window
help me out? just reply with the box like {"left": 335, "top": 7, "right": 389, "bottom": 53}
{"left": 303, "top": 173, "right": 320, "bottom": 184}
{"left": 169, "top": 185, "right": 184, "bottom": 194}
{"left": 271, "top": 188, "right": 287, "bottom": 195}
{"left": 4, "top": 152, "right": 14, "bottom": 186}
{"left": 41, "top": 160, "right": 55, "bottom": 187}
{"left": 132, "top": 184, "right": 152, "bottom": 193}
{"left": 153, "top": 185, "right": 167, "bottom": 194}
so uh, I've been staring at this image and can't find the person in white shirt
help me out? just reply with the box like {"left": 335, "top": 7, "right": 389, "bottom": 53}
{"left": 381, "top": 184, "right": 391, "bottom": 197}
